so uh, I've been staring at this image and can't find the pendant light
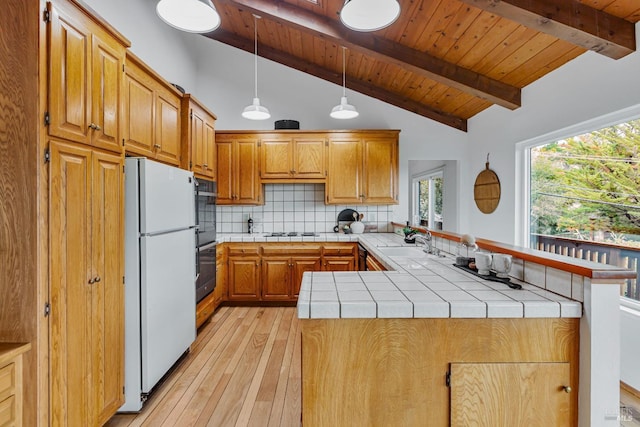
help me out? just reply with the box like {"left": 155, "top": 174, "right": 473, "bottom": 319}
{"left": 156, "top": 0, "right": 221, "bottom": 33}
{"left": 242, "top": 15, "right": 270, "bottom": 120}
{"left": 340, "top": 0, "right": 400, "bottom": 32}
{"left": 330, "top": 47, "right": 358, "bottom": 120}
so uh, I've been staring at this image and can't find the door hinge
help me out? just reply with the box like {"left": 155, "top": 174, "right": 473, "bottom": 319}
{"left": 445, "top": 371, "right": 451, "bottom": 387}
{"left": 123, "top": 386, "right": 125, "bottom": 395}
{"left": 123, "top": 276, "right": 125, "bottom": 285}
{"left": 190, "top": 111, "right": 193, "bottom": 119}
{"left": 325, "top": 140, "right": 328, "bottom": 147}
{"left": 325, "top": 170, "right": 328, "bottom": 177}
{"left": 44, "top": 302, "right": 51, "bottom": 317}
{"left": 122, "top": 138, "right": 125, "bottom": 147}
{"left": 43, "top": 9, "right": 51, "bottom": 23}
{"left": 122, "top": 63, "right": 125, "bottom": 73}
{"left": 189, "top": 160, "right": 193, "bottom": 169}
{"left": 44, "top": 147, "right": 50, "bottom": 163}
{"left": 44, "top": 111, "right": 50, "bottom": 126}
{"left": 122, "top": 165, "right": 125, "bottom": 173}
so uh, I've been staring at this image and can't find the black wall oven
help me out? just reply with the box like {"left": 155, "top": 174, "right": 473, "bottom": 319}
{"left": 195, "top": 178, "right": 216, "bottom": 303}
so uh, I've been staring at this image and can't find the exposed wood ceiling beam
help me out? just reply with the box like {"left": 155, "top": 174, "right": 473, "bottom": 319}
{"left": 205, "top": 29, "right": 468, "bottom": 131}
{"left": 459, "top": 0, "right": 636, "bottom": 59}
{"left": 215, "top": 0, "right": 521, "bottom": 110}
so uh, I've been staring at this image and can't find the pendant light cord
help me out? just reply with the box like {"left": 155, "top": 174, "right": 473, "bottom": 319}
{"left": 253, "top": 15, "right": 259, "bottom": 99}
{"left": 342, "top": 46, "right": 347, "bottom": 97}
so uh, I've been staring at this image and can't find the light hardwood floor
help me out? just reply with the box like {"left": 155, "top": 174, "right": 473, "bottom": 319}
{"left": 105, "top": 306, "right": 301, "bottom": 427}
{"left": 106, "top": 306, "right": 640, "bottom": 426}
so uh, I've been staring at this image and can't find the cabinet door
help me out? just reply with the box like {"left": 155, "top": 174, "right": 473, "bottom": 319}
{"left": 326, "top": 137, "right": 362, "bottom": 204}
{"left": 216, "top": 140, "right": 234, "bottom": 204}
{"left": 154, "top": 89, "right": 181, "bottom": 166}
{"left": 261, "top": 256, "right": 292, "bottom": 300}
{"left": 293, "top": 137, "right": 325, "bottom": 179}
{"left": 90, "top": 33, "right": 124, "bottom": 153}
{"left": 236, "top": 139, "right": 261, "bottom": 204}
{"left": 261, "top": 137, "right": 293, "bottom": 179}
{"left": 122, "top": 63, "right": 154, "bottom": 157}
{"left": 227, "top": 256, "right": 260, "bottom": 300}
{"left": 215, "top": 245, "right": 226, "bottom": 305}
{"left": 191, "top": 109, "right": 206, "bottom": 173}
{"left": 323, "top": 257, "right": 355, "bottom": 272}
{"left": 49, "top": 140, "right": 93, "bottom": 425}
{"left": 91, "top": 151, "right": 124, "bottom": 424}
{"left": 203, "top": 120, "right": 216, "bottom": 180}
{"left": 48, "top": 2, "right": 91, "bottom": 145}
{"left": 292, "top": 257, "right": 322, "bottom": 297}
{"left": 363, "top": 137, "right": 398, "bottom": 204}
{"left": 450, "top": 362, "right": 571, "bottom": 427}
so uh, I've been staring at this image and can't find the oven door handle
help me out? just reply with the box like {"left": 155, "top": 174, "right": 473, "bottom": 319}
{"left": 198, "top": 241, "right": 217, "bottom": 251}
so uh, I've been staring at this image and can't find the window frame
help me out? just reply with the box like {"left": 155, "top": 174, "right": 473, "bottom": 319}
{"left": 411, "top": 166, "right": 444, "bottom": 228}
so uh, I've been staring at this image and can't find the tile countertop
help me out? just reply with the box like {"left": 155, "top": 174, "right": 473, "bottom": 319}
{"left": 216, "top": 232, "right": 583, "bottom": 319}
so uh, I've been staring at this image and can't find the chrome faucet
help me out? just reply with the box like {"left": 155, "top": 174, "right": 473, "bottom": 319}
{"left": 413, "top": 231, "right": 434, "bottom": 254}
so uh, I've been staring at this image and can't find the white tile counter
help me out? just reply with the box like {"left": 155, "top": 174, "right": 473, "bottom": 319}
{"left": 216, "top": 232, "right": 583, "bottom": 319}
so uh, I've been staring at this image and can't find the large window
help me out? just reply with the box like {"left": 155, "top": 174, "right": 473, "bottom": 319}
{"left": 527, "top": 118, "right": 640, "bottom": 301}
{"left": 412, "top": 169, "right": 443, "bottom": 229}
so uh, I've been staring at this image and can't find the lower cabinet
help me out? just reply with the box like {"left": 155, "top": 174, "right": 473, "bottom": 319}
{"left": 366, "top": 253, "right": 386, "bottom": 271}
{"left": 195, "top": 293, "right": 216, "bottom": 329}
{"left": 449, "top": 362, "right": 571, "bottom": 426}
{"left": 225, "top": 243, "right": 355, "bottom": 302}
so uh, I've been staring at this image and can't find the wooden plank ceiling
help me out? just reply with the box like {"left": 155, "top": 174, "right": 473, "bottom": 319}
{"left": 206, "top": 0, "right": 640, "bottom": 131}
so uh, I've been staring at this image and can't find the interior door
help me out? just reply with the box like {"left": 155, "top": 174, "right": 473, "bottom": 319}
{"left": 450, "top": 362, "right": 571, "bottom": 427}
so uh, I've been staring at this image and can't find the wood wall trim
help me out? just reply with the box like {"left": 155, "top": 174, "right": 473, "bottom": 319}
{"left": 621, "top": 381, "right": 640, "bottom": 400}
{"left": 459, "top": 0, "right": 636, "bottom": 59}
{"left": 391, "top": 222, "right": 637, "bottom": 281}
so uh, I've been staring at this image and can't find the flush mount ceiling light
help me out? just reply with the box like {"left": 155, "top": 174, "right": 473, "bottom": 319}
{"left": 330, "top": 47, "right": 359, "bottom": 120}
{"left": 242, "top": 15, "right": 270, "bottom": 120}
{"left": 340, "top": 0, "right": 400, "bottom": 32}
{"left": 156, "top": 0, "right": 221, "bottom": 33}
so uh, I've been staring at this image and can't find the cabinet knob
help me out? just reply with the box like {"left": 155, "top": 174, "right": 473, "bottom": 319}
{"left": 203, "top": 164, "right": 208, "bottom": 168}
{"left": 563, "top": 386, "right": 572, "bottom": 393}
{"left": 95, "top": 276, "right": 101, "bottom": 283}
{"left": 88, "top": 123, "right": 101, "bottom": 131}
{"left": 154, "top": 144, "right": 161, "bottom": 149}
{"left": 88, "top": 277, "right": 95, "bottom": 284}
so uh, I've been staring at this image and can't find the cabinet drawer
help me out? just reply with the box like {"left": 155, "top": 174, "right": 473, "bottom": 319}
{"left": 0, "top": 395, "right": 15, "bottom": 427}
{"left": 196, "top": 293, "right": 216, "bottom": 329}
{"left": 323, "top": 244, "right": 356, "bottom": 256}
{"left": 262, "top": 246, "right": 321, "bottom": 256}
{"left": 227, "top": 246, "right": 260, "bottom": 256}
{"left": 0, "top": 363, "right": 15, "bottom": 403}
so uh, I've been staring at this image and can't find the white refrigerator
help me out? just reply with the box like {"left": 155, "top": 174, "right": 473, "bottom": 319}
{"left": 121, "top": 158, "right": 196, "bottom": 412}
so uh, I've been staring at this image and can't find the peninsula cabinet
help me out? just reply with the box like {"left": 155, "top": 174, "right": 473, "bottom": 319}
{"left": 216, "top": 134, "right": 262, "bottom": 205}
{"left": 260, "top": 134, "right": 326, "bottom": 182}
{"left": 326, "top": 131, "right": 399, "bottom": 205}
{"left": 49, "top": 140, "right": 125, "bottom": 426}
{"left": 122, "top": 52, "right": 182, "bottom": 166}
{"left": 181, "top": 94, "right": 217, "bottom": 181}
{"left": 47, "top": 0, "right": 127, "bottom": 154}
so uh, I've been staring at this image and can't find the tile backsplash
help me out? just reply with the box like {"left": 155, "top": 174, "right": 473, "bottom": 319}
{"left": 216, "top": 184, "right": 396, "bottom": 234}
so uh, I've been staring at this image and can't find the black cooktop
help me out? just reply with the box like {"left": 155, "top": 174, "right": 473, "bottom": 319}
{"left": 263, "top": 232, "right": 318, "bottom": 237}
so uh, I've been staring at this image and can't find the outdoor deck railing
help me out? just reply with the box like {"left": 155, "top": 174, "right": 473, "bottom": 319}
{"left": 531, "top": 234, "right": 640, "bottom": 301}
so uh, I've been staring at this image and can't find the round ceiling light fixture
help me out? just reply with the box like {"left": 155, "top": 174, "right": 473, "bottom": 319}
{"left": 339, "top": 0, "right": 401, "bottom": 32}
{"left": 156, "top": 0, "right": 221, "bottom": 34}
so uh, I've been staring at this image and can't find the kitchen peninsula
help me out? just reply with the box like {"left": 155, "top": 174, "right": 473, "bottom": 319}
{"left": 216, "top": 230, "right": 633, "bottom": 426}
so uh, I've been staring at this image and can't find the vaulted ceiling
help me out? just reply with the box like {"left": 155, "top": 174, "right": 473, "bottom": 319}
{"left": 205, "top": 0, "right": 640, "bottom": 131}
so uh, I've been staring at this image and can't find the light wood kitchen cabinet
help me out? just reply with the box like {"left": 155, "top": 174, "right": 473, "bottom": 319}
{"left": 49, "top": 140, "right": 124, "bottom": 426}
{"left": 450, "top": 362, "right": 571, "bottom": 426}
{"left": 195, "top": 293, "right": 215, "bottom": 329}
{"left": 227, "top": 246, "right": 261, "bottom": 301}
{"left": 366, "top": 253, "right": 386, "bottom": 271}
{"left": 0, "top": 343, "right": 31, "bottom": 427}
{"left": 215, "top": 244, "right": 227, "bottom": 306}
{"left": 216, "top": 134, "right": 262, "bottom": 205}
{"left": 260, "top": 134, "right": 325, "bottom": 181}
{"left": 322, "top": 243, "right": 357, "bottom": 271}
{"left": 261, "top": 246, "right": 322, "bottom": 301}
{"left": 326, "top": 131, "right": 399, "bottom": 205}
{"left": 122, "top": 52, "right": 182, "bottom": 166}
{"left": 181, "top": 94, "right": 217, "bottom": 180}
{"left": 48, "top": 0, "right": 126, "bottom": 154}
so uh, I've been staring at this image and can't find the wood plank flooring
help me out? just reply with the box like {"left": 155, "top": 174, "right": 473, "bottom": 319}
{"left": 106, "top": 306, "right": 640, "bottom": 426}
{"left": 105, "top": 306, "right": 301, "bottom": 427}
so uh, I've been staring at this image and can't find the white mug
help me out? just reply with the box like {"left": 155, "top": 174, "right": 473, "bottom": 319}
{"left": 475, "top": 252, "right": 492, "bottom": 275}
{"left": 492, "top": 254, "right": 513, "bottom": 278}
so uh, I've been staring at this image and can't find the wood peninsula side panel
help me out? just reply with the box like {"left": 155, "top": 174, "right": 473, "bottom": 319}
{"left": 301, "top": 317, "right": 579, "bottom": 427}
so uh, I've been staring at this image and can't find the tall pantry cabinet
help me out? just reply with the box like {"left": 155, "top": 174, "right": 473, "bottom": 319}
{"left": 46, "top": 0, "right": 129, "bottom": 425}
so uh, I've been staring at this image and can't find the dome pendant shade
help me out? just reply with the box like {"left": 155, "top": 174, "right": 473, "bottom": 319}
{"left": 156, "top": 0, "right": 221, "bottom": 33}
{"left": 242, "top": 97, "right": 271, "bottom": 120}
{"left": 340, "top": 0, "right": 400, "bottom": 32}
{"left": 330, "top": 96, "right": 359, "bottom": 119}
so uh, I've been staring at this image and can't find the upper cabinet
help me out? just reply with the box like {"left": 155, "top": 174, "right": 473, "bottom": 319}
{"left": 181, "top": 94, "right": 217, "bottom": 181}
{"left": 326, "top": 131, "right": 399, "bottom": 205}
{"left": 216, "top": 133, "right": 262, "bottom": 205}
{"left": 47, "top": 0, "right": 127, "bottom": 154}
{"left": 260, "top": 134, "right": 325, "bottom": 182}
{"left": 122, "top": 52, "right": 181, "bottom": 166}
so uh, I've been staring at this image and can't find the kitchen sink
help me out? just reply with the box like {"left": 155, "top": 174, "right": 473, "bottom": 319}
{"left": 376, "top": 246, "right": 429, "bottom": 257}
